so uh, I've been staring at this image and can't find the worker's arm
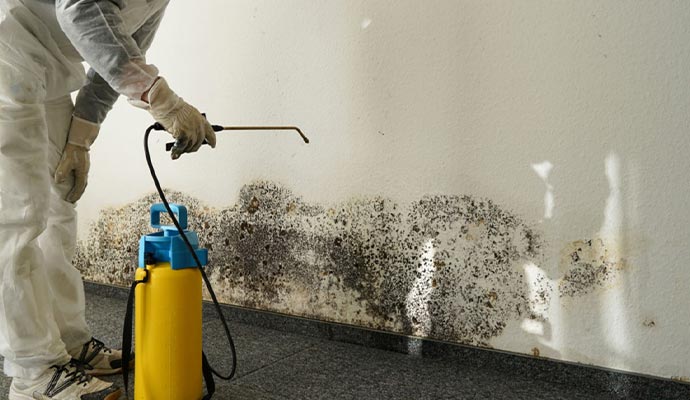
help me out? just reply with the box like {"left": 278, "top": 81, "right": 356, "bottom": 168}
{"left": 71, "top": 6, "right": 166, "bottom": 124}
{"left": 56, "top": 0, "right": 162, "bottom": 102}
{"left": 54, "top": 2, "right": 169, "bottom": 203}
{"left": 57, "top": 0, "right": 215, "bottom": 161}
{"left": 55, "top": 1, "right": 215, "bottom": 202}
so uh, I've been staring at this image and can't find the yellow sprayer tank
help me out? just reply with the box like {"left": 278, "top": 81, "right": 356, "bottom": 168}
{"left": 134, "top": 204, "right": 207, "bottom": 400}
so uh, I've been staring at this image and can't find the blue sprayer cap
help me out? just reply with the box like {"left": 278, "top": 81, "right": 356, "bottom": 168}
{"left": 138, "top": 203, "right": 208, "bottom": 270}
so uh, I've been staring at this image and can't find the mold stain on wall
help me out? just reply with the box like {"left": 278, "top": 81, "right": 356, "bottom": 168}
{"left": 74, "top": 181, "right": 625, "bottom": 346}
{"left": 558, "top": 238, "right": 626, "bottom": 297}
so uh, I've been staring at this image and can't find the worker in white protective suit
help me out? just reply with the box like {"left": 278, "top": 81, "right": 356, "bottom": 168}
{"left": 0, "top": 0, "right": 216, "bottom": 398}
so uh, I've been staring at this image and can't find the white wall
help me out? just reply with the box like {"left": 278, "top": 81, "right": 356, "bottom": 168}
{"left": 79, "top": 1, "right": 690, "bottom": 380}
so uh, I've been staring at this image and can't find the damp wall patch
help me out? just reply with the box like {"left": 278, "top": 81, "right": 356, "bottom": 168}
{"left": 75, "top": 181, "right": 625, "bottom": 346}
{"left": 558, "top": 238, "right": 626, "bottom": 297}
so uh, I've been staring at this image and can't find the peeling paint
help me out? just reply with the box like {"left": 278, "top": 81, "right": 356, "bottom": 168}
{"left": 75, "top": 181, "right": 624, "bottom": 346}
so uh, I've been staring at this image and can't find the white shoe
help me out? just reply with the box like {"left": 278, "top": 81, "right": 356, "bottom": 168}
{"left": 69, "top": 338, "right": 127, "bottom": 377}
{"left": 8, "top": 359, "right": 121, "bottom": 399}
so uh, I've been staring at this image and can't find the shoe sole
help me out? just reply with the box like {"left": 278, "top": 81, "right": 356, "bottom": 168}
{"left": 105, "top": 388, "right": 123, "bottom": 399}
{"left": 7, "top": 389, "right": 33, "bottom": 400}
{"left": 9, "top": 388, "right": 122, "bottom": 400}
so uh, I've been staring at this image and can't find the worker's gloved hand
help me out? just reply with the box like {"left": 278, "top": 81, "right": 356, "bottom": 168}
{"left": 133, "top": 77, "right": 216, "bottom": 160}
{"left": 55, "top": 116, "right": 99, "bottom": 203}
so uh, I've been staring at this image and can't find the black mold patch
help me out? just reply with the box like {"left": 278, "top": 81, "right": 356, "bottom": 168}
{"left": 75, "top": 182, "right": 617, "bottom": 345}
{"left": 73, "top": 192, "right": 208, "bottom": 285}
{"left": 559, "top": 239, "right": 625, "bottom": 297}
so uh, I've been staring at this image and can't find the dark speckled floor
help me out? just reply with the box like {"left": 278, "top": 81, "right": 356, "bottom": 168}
{"left": 0, "top": 291, "right": 631, "bottom": 399}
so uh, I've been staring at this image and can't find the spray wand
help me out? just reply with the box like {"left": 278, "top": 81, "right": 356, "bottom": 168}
{"left": 164, "top": 124, "right": 310, "bottom": 152}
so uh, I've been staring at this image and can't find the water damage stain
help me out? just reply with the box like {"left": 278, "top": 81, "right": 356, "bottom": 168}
{"left": 559, "top": 238, "right": 626, "bottom": 297}
{"left": 75, "top": 181, "right": 621, "bottom": 346}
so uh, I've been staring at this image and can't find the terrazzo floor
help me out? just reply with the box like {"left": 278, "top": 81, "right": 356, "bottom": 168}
{"left": 0, "top": 290, "right": 623, "bottom": 399}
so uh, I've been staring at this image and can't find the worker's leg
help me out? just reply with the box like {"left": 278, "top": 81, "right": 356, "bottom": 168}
{"left": 38, "top": 96, "right": 93, "bottom": 355}
{"left": 39, "top": 98, "right": 126, "bottom": 377}
{"left": 0, "top": 59, "right": 71, "bottom": 380}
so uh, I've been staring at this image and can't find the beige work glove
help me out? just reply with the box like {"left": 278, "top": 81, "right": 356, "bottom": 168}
{"left": 131, "top": 77, "right": 216, "bottom": 160}
{"left": 55, "top": 116, "right": 99, "bottom": 203}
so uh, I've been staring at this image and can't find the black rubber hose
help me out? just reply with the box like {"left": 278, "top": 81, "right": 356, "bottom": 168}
{"left": 144, "top": 123, "right": 237, "bottom": 380}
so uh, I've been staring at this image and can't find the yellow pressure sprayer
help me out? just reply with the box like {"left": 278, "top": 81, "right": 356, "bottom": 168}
{"left": 134, "top": 204, "right": 206, "bottom": 399}
{"left": 121, "top": 120, "right": 309, "bottom": 399}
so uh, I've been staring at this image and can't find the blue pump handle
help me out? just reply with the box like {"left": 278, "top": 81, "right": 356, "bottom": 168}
{"left": 150, "top": 203, "right": 187, "bottom": 230}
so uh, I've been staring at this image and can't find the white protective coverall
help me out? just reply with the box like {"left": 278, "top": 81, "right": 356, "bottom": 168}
{"left": 0, "top": 0, "right": 168, "bottom": 380}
